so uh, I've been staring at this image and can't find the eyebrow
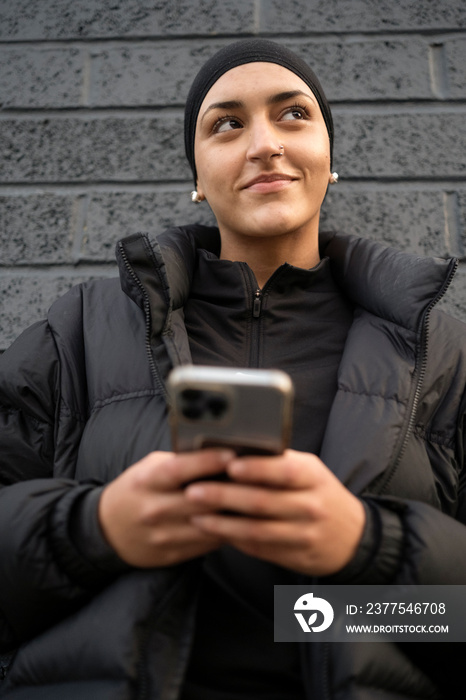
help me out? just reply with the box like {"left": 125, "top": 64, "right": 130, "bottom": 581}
{"left": 200, "top": 90, "right": 315, "bottom": 123}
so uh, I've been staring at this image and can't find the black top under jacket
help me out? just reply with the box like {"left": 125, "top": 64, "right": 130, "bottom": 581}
{"left": 180, "top": 250, "right": 354, "bottom": 699}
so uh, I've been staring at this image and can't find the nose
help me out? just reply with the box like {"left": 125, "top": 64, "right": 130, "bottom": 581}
{"left": 245, "top": 118, "right": 282, "bottom": 162}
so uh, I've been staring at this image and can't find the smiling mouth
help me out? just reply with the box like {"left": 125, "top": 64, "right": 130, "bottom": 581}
{"left": 243, "top": 174, "right": 296, "bottom": 192}
{"left": 244, "top": 173, "right": 295, "bottom": 187}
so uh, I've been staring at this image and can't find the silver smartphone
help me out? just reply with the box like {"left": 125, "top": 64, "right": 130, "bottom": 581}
{"left": 167, "top": 366, "right": 294, "bottom": 456}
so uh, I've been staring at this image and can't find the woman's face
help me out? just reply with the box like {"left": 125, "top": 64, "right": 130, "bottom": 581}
{"left": 194, "top": 62, "right": 332, "bottom": 250}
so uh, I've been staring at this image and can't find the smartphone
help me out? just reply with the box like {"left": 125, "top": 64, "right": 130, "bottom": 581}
{"left": 167, "top": 366, "right": 294, "bottom": 456}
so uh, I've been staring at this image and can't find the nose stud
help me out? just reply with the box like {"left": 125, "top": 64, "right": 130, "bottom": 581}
{"left": 276, "top": 145, "right": 284, "bottom": 157}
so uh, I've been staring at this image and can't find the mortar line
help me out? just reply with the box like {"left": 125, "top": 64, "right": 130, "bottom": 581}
{"left": 2, "top": 179, "right": 466, "bottom": 193}
{"left": 2, "top": 101, "right": 466, "bottom": 119}
{"left": 0, "top": 27, "right": 465, "bottom": 46}
{"left": 428, "top": 42, "right": 450, "bottom": 99}
{"left": 253, "top": 0, "right": 261, "bottom": 34}
{"left": 443, "top": 191, "right": 465, "bottom": 259}
{"left": 70, "top": 193, "right": 90, "bottom": 263}
{"left": 0, "top": 264, "right": 118, "bottom": 278}
{"left": 80, "top": 46, "right": 92, "bottom": 107}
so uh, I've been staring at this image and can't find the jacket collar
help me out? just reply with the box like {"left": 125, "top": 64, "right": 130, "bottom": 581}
{"left": 117, "top": 225, "right": 457, "bottom": 335}
{"left": 319, "top": 230, "right": 457, "bottom": 332}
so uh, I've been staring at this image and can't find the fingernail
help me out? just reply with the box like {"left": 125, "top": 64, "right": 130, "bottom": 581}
{"left": 219, "top": 450, "right": 235, "bottom": 464}
{"left": 186, "top": 484, "right": 206, "bottom": 500}
{"left": 229, "top": 460, "right": 245, "bottom": 476}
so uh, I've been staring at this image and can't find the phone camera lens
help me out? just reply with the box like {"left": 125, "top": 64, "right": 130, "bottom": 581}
{"left": 180, "top": 389, "right": 204, "bottom": 419}
{"left": 207, "top": 395, "right": 228, "bottom": 418}
{"left": 178, "top": 389, "right": 228, "bottom": 421}
{"left": 181, "top": 389, "right": 202, "bottom": 402}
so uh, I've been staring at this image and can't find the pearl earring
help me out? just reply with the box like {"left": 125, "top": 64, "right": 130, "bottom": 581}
{"left": 191, "top": 190, "right": 203, "bottom": 203}
{"left": 329, "top": 172, "right": 339, "bottom": 184}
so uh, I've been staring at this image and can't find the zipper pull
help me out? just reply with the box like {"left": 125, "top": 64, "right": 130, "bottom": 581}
{"left": 253, "top": 289, "right": 262, "bottom": 318}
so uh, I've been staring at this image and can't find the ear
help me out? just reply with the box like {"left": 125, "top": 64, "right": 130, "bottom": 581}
{"left": 195, "top": 181, "right": 206, "bottom": 201}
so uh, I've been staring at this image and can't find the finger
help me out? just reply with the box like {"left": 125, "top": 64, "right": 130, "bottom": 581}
{"left": 144, "top": 523, "right": 225, "bottom": 567}
{"left": 226, "top": 449, "right": 322, "bottom": 489}
{"left": 137, "top": 489, "right": 229, "bottom": 525}
{"left": 191, "top": 513, "right": 306, "bottom": 546}
{"left": 185, "top": 481, "right": 318, "bottom": 520}
{"left": 133, "top": 449, "right": 235, "bottom": 491}
{"left": 148, "top": 519, "right": 225, "bottom": 549}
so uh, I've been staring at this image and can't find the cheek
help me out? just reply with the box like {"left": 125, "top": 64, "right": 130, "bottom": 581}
{"left": 196, "top": 150, "right": 217, "bottom": 189}
{"left": 197, "top": 149, "right": 238, "bottom": 199}
{"left": 299, "top": 130, "right": 331, "bottom": 166}
{"left": 303, "top": 139, "right": 331, "bottom": 165}
{"left": 301, "top": 152, "right": 331, "bottom": 187}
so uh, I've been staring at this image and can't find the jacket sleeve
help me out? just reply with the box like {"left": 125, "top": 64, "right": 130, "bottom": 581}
{"left": 331, "top": 493, "right": 466, "bottom": 585}
{"left": 0, "top": 321, "right": 126, "bottom": 651}
{"left": 328, "top": 391, "right": 466, "bottom": 585}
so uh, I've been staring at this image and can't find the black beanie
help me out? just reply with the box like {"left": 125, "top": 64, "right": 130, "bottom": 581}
{"left": 184, "top": 38, "right": 334, "bottom": 185}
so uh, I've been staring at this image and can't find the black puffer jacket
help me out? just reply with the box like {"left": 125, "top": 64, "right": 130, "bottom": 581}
{"left": 0, "top": 226, "right": 465, "bottom": 699}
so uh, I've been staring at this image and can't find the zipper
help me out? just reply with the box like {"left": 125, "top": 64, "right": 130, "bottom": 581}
{"left": 118, "top": 241, "right": 168, "bottom": 400}
{"left": 0, "top": 650, "right": 15, "bottom": 683}
{"left": 241, "top": 263, "right": 287, "bottom": 367}
{"left": 118, "top": 239, "right": 198, "bottom": 700}
{"left": 240, "top": 262, "right": 263, "bottom": 367}
{"left": 313, "top": 261, "right": 458, "bottom": 700}
{"left": 253, "top": 289, "right": 262, "bottom": 318}
{"left": 136, "top": 584, "right": 182, "bottom": 700}
{"left": 378, "top": 257, "right": 459, "bottom": 495}
{"left": 250, "top": 286, "right": 262, "bottom": 366}
{"left": 136, "top": 566, "right": 202, "bottom": 700}
{"left": 321, "top": 642, "right": 331, "bottom": 700}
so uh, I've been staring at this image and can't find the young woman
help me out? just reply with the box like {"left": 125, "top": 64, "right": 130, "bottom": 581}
{"left": 0, "top": 39, "right": 465, "bottom": 700}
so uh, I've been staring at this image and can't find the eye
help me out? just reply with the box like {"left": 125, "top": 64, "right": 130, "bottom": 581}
{"left": 213, "top": 116, "right": 243, "bottom": 133}
{"left": 280, "top": 104, "right": 309, "bottom": 121}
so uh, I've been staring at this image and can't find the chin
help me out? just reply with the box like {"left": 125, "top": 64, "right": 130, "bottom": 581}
{"left": 247, "top": 208, "right": 294, "bottom": 231}
{"left": 250, "top": 211, "right": 315, "bottom": 238}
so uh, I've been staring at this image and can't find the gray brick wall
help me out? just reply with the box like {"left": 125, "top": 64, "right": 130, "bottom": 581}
{"left": 1, "top": 0, "right": 465, "bottom": 350}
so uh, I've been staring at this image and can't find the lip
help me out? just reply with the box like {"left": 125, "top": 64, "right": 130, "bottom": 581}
{"left": 242, "top": 173, "right": 297, "bottom": 193}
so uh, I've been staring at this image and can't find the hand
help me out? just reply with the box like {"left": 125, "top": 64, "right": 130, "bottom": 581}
{"left": 185, "top": 449, "right": 366, "bottom": 577}
{"left": 98, "top": 450, "right": 233, "bottom": 568}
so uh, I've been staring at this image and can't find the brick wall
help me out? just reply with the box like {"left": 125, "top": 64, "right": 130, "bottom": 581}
{"left": 1, "top": 0, "right": 465, "bottom": 350}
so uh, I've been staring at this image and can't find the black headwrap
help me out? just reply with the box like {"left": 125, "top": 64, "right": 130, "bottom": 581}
{"left": 184, "top": 38, "right": 334, "bottom": 185}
